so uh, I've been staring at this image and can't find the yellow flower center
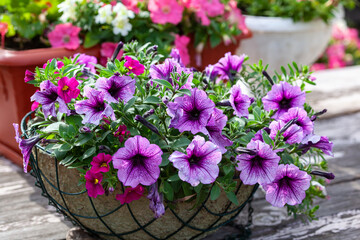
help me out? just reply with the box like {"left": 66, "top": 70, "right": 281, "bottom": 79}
{"left": 62, "top": 85, "right": 69, "bottom": 91}
{"left": 100, "top": 163, "right": 108, "bottom": 168}
{"left": 94, "top": 178, "right": 99, "bottom": 184}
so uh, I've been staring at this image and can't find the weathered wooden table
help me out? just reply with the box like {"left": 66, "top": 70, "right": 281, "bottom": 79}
{"left": 1, "top": 66, "right": 360, "bottom": 239}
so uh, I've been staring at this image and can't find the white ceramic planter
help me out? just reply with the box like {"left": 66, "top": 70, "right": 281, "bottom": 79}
{"left": 236, "top": 15, "right": 333, "bottom": 72}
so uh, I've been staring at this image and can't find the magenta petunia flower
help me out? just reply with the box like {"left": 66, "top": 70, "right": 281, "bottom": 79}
{"left": 167, "top": 88, "right": 215, "bottom": 134}
{"left": 48, "top": 23, "right": 81, "bottom": 50}
{"left": 229, "top": 81, "right": 252, "bottom": 118}
{"left": 147, "top": 183, "right": 165, "bottom": 218}
{"left": 213, "top": 52, "right": 245, "bottom": 81}
{"left": 116, "top": 185, "right": 144, "bottom": 204}
{"left": 74, "top": 87, "right": 115, "bottom": 125}
{"left": 236, "top": 140, "right": 280, "bottom": 185}
{"left": 269, "top": 120, "right": 304, "bottom": 144}
{"left": 113, "top": 136, "right": 163, "bottom": 188}
{"left": 74, "top": 53, "right": 98, "bottom": 73}
{"left": 24, "top": 70, "right": 35, "bottom": 82}
{"left": 150, "top": 58, "right": 193, "bottom": 89}
{"left": 90, "top": 153, "right": 112, "bottom": 173}
{"left": 262, "top": 81, "right": 306, "bottom": 119}
{"left": 95, "top": 73, "right": 135, "bottom": 103}
{"left": 30, "top": 80, "right": 70, "bottom": 119}
{"left": 85, "top": 170, "right": 105, "bottom": 198}
{"left": 205, "top": 108, "right": 233, "bottom": 153}
{"left": 148, "top": 0, "right": 184, "bottom": 25}
{"left": 114, "top": 124, "right": 130, "bottom": 143}
{"left": 57, "top": 77, "right": 80, "bottom": 104}
{"left": 13, "top": 123, "right": 43, "bottom": 173}
{"left": 263, "top": 164, "right": 311, "bottom": 207}
{"left": 124, "top": 56, "right": 145, "bottom": 75}
{"left": 279, "top": 107, "right": 313, "bottom": 136}
{"left": 169, "top": 136, "right": 222, "bottom": 187}
{"left": 298, "top": 134, "right": 333, "bottom": 156}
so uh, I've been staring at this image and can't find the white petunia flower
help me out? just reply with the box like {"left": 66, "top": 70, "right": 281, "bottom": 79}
{"left": 95, "top": 4, "right": 113, "bottom": 24}
{"left": 58, "top": 0, "right": 81, "bottom": 22}
{"left": 112, "top": 16, "right": 132, "bottom": 36}
{"left": 113, "top": 2, "right": 135, "bottom": 19}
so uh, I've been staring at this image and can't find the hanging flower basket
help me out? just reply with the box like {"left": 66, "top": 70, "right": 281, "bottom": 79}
{"left": 15, "top": 41, "right": 335, "bottom": 240}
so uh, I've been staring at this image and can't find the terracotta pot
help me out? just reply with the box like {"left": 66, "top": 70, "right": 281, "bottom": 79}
{"left": 0, "top": 46, "right": 101, "bottom": 168}
{"left": 187, "top": 32, "right": 252, "bottom": 71}
{"left": 30, "top": 146, "right": 257, "bottom": 240}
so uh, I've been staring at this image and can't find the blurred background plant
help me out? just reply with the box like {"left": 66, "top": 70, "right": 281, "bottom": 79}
{"left": 237, "top": 0, "right": 356, "bottom": 22}
{"left": 0, "top": 0, "right": 62, "bottom": 49}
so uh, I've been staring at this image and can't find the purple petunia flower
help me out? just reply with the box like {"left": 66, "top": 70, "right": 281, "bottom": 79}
{"left": 236, "top": 140, "right": 280, "bottom": 185}
{"left": 229, "top": 81, "right": 252, "bottom": 118}
{"left": 269, "top": 120, "right": 304, "bottom": 144}
{"left": 167, "top": 88, "right": 215, "bottom": 134}
{"left": 13, "top": 123, "right": 43, "bottom": 173}
{"left": 213, "top": 52, "right": 245, "bottom": 81}
{"left": 263, "top": 164, "right": 311, "bottom": 207}
{"left": 205, "top": 108, "right": 233, "bottom": 153}
{"left": 298, "top": 134, "right": 333, "bottom": 156}
{"left": 169, "top": 136, "right": 222, "bottom": 187}
{"left": 85, "top": 170, "right": 105, "bottom": 198}
{"left": 147, "top": 183, "right": 165, "bottom": 218}
{"left": 57, "top": 76, "right": 80, "bottom": 104}
{"left": 95, "top": 73, "right": 135, "bottom": 103}
{"left": 74, "top": 53, "right": 97, "bottom": 73}
{"left": 262, "top": 81, "right": 306, "bottom": 119}
{"left": 149, "top": 58, "right": 193, "bottom": 89}
{"left": 170, "top": 48, "right": 184, "bottom": 66}
{"left": 30, "top": 80, "right": 69, "bottom": 119}
{"left": 74, "top": 87, "right": 115, "bottom": 125}
{"left": 90, "top": 153, "right": 112, "bottom": 173}
{"left": 279, "top": 107, "right": 313, "bottom": 136}
{"left": 113, "top": 136, "right": 163, "bottom": 188}
{"left": 24, "top": 70, "right": 35, "bottom": 82}
{"left": 204, "top": 64, "right": 219, "bottom": 83}
{"left": 124, "top": 56, "right": 145, "bottom": 76}
{"left": 253, "top": 128, "right": 271, "bottom": 142}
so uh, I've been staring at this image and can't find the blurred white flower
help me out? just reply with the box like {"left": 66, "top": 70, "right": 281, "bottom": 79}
{"left": 58, "top": 0, "right": 81, "bottom": 22}
{"left": 112, "top": 16, "right": 132, "bottom": 36}
{"left": 113, "top": 2, "right": 135, "bottom": 19}
{"left": 95, "top": 4, "right": 113, "bottom": 24}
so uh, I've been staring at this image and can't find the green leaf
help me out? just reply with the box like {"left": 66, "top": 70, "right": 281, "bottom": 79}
{"left": 172, "top": 137, "right": 191, "bottom": 149}
{"left": 210, "top": 184, "right": 221, "bottom": 201}
{"left": 152, "top": 79, "right": 173, "bottom": 90}
{"left": 194, "top": 183, "right": 203, "bottom": 193}
{"left": 209, "top": 34, "right": 222, "bottom": 48}
{"left": 42, "top": 122, "right": 66, "bottom": 133}
{"left": 160, "top": 152, "right": 170, "bottom": 167}
{"left": 262, "top": 130, "right": 274, "bottom": 146}
{"left": 58, "top": 143, "right": 72, "bottom": 152}
{"left": 124, "top": 97, "right": 137, "bottom": 113}
{"left": 226, "top": 191, "right": 239, "bottom": 205}
{"left": 59, "top": 155, "right": 75, "bottom": 166}
{"left": 75, "top": 133, "right": 93, "bottom": 146}
{"left": 253, "top": 106, "right": 262, "bottom": 121}
{"left": 82, "top": 146, "right": 96, "bottom": 160}
{"left": 83, "top": 32, "right": 100, "bottom": 48}
{"left": 163, "top": 181, "right": 174, "bottom": 201}
{"left": 54, "top": 149, "right": 66, "bottom": 160}
{"left": 144, "top": 96, "right": 162, "bottom": 104}
{"left": 177, "top": 89, "right": 191, "bottom": 96}
{"left": 66, "top": 115, "right": 83, "bottom": 128}
{"left": 182, "top": 182, "right": 192, "bottom": 196}
{"left": 168, "top": 174, "right": 180, "bottom": 182}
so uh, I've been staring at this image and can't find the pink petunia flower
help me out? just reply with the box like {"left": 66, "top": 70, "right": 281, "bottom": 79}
{"left": 85, "top": 170, "right": 105, "bottom": 198}
{"left": 100, "top": 42, "right": 124, "bottom": 66}
{"left": 57, "top": 76, "right": 80, "bottom": 103}
{"left": 227, "top": 0, "right": 248, "bottom": 35}
{"left": 174, "top": 35, "right": 190, "bottom": 66}
{"left": 31, "top": 90, "right": 40, "bottom": 111}
{"left": 48, "top": 23, "right": 81, "bottom": 50}
{"left": 148, "top": 0, "right": 184, "bottom": 25}
{"left": 310, "top": 63, "right": 327, "bottom": 71}
{"left": 24, "top": 70, "right": 35, "bottom": 82}
{"left": 114, "top": 124, "right": 130, "bottom": 143}
{"left": 122, "top": 0, "right": 142, "bottom": 14}
{"left": 90, "top": 153, "right": 112, "bottom": 173}
{"left": 124, "top": 56, "right": 145, "bottom": 75}
{"left": 116, "top": 185, "right": 144, "bottom": 204}
{"left": 328, "top": 56, "right": 346, "bottom": 69}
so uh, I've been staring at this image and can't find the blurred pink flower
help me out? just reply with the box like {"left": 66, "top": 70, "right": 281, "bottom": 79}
{"left": 346, "top": 28, "right": 359, "bottom": 44}
{"left": 226, "top": 0, "right": 249, "bottom": 35}
{"left": 100, "top": 42, "right": 124, "bottom": 66}
{"left": 122, "top": 0, "right": 141, "bottom": 14}
{"left": 148, "top": 0, "right": 184, "bottom": 25}
{"left": 328, "top": 56, "right": 346, "bottom": 69}
{"left": 326, "top": 43, "right": 345, "bottom": 59}
{"left": 331, "top": 25, "right": 345, "bottom": 41}
{"left": 48, "top": 23, "right": 81, "bottom": 50}
{"left": 174, "top": 34, "right": 190, "bottom": 66}
{"left": 310, "top": 63, "right": 327, "bottom": 71}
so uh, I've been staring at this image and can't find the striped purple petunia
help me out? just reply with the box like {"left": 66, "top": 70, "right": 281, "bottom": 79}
{"left": 167, "top": 88, "right": 215, "bottom": 134}
{"left": 229, "top": 81, "right": 252, "bottom": 118}
{"left": 269, "top": 120, "right": 304, "bottom": 144}
{"left": 113, "top": 136, "right": 163, "bottom": 188}
{"left": 95, "top": 72, "right": 135, "bottom": 103}
{"left": 263, "top": 164, "right": 311, "bottom": 207}
{"left": 279, "top": 107, "right": 313, "bottom": 136}
{"left": 74, "top": 87, "right": 115, "bottom": 125}
{"left": 213, "top": 52, "right": 245, "bottom": 81}
{"left": 169, "top": 136, "right": 222, "bottom": 187}
{"left": 236, "top": 140, "right": 280, "bottom": 185}
{"left": 262, "top": 81, "right": 306, "bottom": 119}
